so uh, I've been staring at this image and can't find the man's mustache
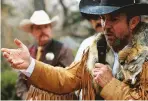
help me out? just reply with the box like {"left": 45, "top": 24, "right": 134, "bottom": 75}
{"left": 39, "top": 33, "right": 48, "bottom": 37}
{"left": 95, "top": 23, "right": 101, "bottom": 29}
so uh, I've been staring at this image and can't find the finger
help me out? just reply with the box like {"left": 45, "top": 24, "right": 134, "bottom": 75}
{"left": 94, "top": 74, "right": 104, "bottom": 83}
{"left": 11, "top": 63, "right": 22, "bottom": 69}
{"left": 7, "top": 57, "right": 13, "bottom": 63}
{"left": 95, "top": 63, "right": 110, "bottom": 71}
{"left": 14, "top": 64, "right": 24, "bottom": 69}
{"left": 14, "top": 38, "right": 26, "bottom": 49}
{"left": 94, "top": 75, "right": 101, "bottom": 84}
{"left": 93, "top": 68, "right": 101, "bottom": 72}
{"left": 92, "top": 70, "right": 103, "bottom": 77}
{"left": 10, "top": 63, "right": 20, "bottom": 69}
{"left": 1, "top": 48, "right": 11, "bottom": 54}
{"left": 92, "top": 72, "right": 99, "bottom": 77}
{"left": 94, "top": 76, "right": 99, "bottom": 82}
{"left": 10, "top": 61, "right": 23, "bottom": 69}
{"left": 95, "top": 63, "right": 105, "bottom": 68}
{"left": 3, "top": 52, "right": 10, "bottom": 58}
{"left": 12, "top": 60, "right": 24, "bottom": 65}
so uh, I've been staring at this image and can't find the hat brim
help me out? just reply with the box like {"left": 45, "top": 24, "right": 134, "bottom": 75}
{"left": 80, "top": 3, "right": 148, "bottom": 16}
{"left": 19, "top": 16, "right": 59, "bottom": 33}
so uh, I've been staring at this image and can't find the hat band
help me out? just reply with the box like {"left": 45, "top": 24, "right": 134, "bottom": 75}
{"left": 100, "top": 0, "right": 135, "bottom": 7}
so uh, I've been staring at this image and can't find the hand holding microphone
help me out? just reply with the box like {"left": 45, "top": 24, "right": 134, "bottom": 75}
{"left": 93, "top": 35, "right": 113, "bottom": 87}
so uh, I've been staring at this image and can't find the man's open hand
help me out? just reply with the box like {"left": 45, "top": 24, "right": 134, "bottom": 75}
{"left": 1, "top": 39, "right": 31, "bottom": 70}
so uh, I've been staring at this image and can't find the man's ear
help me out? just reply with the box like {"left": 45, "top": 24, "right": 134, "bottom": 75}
{"left": 129, "top": 16, "right": 140, "bottom": 30}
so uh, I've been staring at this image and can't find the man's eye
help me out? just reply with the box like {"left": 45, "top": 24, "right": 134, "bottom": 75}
{"left": 111, "top": 18, "right": 118, "bottom": 21}
{"left": 36, "top": 26, "right": 41, "bottom": 30}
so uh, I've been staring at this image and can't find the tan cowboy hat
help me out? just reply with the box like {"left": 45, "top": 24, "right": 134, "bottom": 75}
{"left": 19, "top": 10, "right": 59, "bottom": 33}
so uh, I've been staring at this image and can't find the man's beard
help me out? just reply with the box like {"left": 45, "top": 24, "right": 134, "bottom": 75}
{"left": 104, "top": 29, "right": 130, "bottom": 52}
{"left": 110, "top": 38, "right": 129, "bottom": 52}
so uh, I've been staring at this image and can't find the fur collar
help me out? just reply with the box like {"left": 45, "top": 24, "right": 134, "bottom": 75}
{"left": 118, "top": 22, "right": 148, "bottom": 85}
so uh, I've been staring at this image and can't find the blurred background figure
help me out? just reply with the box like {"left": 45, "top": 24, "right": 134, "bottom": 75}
{"left": 74, "top": 13, "right": 103, "bottom": 100}
{"left": 75, "top": 13, "right": 103, "bottom": 62}
{"left": 15, "top": 10, "right": 74, "bottom": 100}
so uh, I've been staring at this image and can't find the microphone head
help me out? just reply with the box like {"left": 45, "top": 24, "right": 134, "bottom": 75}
{"left": 97, "top": 35, "right": 107, "bottom": 48}
{"left": 97, "top": 35, "right": 107, "bottom": 64}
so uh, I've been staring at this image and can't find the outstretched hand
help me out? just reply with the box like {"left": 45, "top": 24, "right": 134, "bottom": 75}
{"left": 1, "top": 39, "right": 31, "bottom": 70}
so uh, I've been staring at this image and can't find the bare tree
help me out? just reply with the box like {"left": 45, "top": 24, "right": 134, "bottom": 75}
{"left": 59, "top": 0, "right": 68, "bottom": 27}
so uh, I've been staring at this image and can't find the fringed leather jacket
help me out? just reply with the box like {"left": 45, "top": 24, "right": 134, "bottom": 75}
{"left": 27, "top": 22, "right": 148, "bottom": 100}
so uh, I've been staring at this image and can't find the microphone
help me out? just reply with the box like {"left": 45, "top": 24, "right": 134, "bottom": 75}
{"left": 97, "top": 35, "right": 107, "bottom": 64}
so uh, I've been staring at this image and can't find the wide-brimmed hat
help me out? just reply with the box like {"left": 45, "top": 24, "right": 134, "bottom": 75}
{"left": 79, "top": 0, "right": 148, "bottom": 16}
{"left": 20, "top": 10, "right": 59, "bottom": 33}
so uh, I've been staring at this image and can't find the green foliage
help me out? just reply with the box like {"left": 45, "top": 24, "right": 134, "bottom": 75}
{"left": 1, "top": 70, "right": 20, "bottom": 100}
{"left": 1, "top": 56, "right": 11, "bottom": 71}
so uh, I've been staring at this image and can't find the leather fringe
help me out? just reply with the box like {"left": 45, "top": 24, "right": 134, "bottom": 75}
{"left": 26, "top": 85, "right": 77, "bottom": 100}
{"left": 80, "top": 50, "right": 95, "bottom": 100}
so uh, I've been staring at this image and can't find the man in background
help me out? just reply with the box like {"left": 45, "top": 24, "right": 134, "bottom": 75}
{"left": 75, "top": 13, "right": 103, "bottom": 62}
{"left": 16, "top": 10, "right": 74, "bottom": 100}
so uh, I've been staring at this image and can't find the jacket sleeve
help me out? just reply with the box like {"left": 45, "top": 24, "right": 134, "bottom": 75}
{"left": 58, "top": 45, "right": 74, "bottom": 67}
{"left": 100, "top": 62, "right": 148, "bottom": 100}
{"left": 29, "top": 60, "right": 83, "bottom": 94}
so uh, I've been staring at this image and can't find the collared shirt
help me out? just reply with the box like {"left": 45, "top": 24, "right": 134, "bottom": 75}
{"left": 112, "top": 52, "right": 120, "bottom": 76}
{"left": 20, "top": 57, "right": 35, "bottom": 77}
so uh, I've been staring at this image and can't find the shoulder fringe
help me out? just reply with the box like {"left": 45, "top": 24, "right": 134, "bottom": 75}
{"left": 80, "top": 50, "right": 96, "bottom": 100}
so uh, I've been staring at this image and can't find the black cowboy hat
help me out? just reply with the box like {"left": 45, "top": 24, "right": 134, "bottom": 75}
{"left": 79, "top": 0, "right": 148, "bottom": 16}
